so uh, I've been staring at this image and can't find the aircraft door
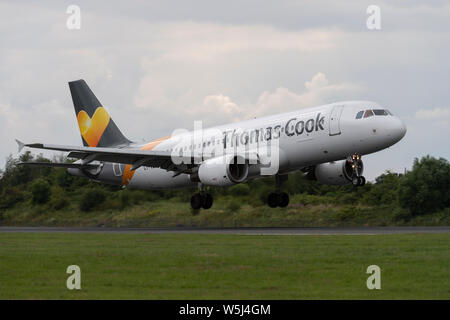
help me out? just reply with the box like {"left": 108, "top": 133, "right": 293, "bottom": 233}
{"left": 329, "top": 105, "right": 344, "bottom": 136}
{"left": 112, "top": 163, "right": 123, "bottom": 176}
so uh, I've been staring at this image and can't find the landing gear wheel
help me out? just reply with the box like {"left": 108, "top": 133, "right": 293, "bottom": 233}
{"left": 202, "top": 193, "right": 213, "bottom": 209}
{"left": 267, "top": 174, "right": 290, "bottom": 208}
{"left": 267, "top": 192, "right": 289, "bottom": 208}
{"left": 278, "top": 192, "right": 289, "bottom": 208}
{"left": 359, "top": 176, "right": 366, "bottom": 186}
{"left": 268, "top": 193, "right": 278, "bottom": 208}
{"left": 190, "top": 193, "right": 203, "bottom": 210}
{"left": 352, "top": 176, "right": 366, "bottom": 187}
{"left": 190, "top": 193, "right": 214, "bottom": 210}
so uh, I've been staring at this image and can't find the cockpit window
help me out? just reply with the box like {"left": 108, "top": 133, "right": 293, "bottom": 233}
{"left": 363, "top": 110, "right": 374, "bottom": 118}
{"left": 373, "top": 109, "right": 388, "bottom": 116}
{"left": 356, "top": 109, "right": 393, "bottom": 119}
{"left": 355, "top": 110, "right": 364, "bottom": 119}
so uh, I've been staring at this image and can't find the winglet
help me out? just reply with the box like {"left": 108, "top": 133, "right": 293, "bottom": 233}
{"left": 15, "top": 139, "right": 25, "bottom": 153}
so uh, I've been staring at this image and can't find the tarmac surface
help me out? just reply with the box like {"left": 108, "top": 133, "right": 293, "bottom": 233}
{"left": 0, "top": 226, "right": 449, "bottom": 235}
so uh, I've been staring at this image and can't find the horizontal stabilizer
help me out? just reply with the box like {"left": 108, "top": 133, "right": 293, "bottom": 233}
{"left": 20, "top": 142, "right": 175, "bottom": 167}
{"left": 15, "top": 139, "right": 25, "bottom": 153}
{"left": 18, "top": 162, "right": 100, "bottom": 170}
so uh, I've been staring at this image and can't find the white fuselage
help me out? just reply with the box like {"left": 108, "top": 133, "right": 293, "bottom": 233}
{"left": 99, "top": 100, "right": 406, "bottom": 189}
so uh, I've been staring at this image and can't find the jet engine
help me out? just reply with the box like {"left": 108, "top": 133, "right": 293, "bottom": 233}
{"left": 67, "top": 161, "right": 103, "bottom": 179}
{"left": 309, "top": 159, "right": 363, "bottom": 185}
{"left": 191, "top": 155, "right": 248, "bottom": 186}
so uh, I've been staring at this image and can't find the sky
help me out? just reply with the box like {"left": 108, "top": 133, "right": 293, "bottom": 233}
{"left": 0, "top": 0, "right": 449, "bottom": 180}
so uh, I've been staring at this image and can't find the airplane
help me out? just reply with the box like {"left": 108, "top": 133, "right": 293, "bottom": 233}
{"left": 17, "top": 79, "right": 407, "bottom": 210}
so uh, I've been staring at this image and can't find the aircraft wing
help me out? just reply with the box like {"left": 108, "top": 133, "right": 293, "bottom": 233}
{"left": 17, "top": 140, "right": 262, "bottom": 173}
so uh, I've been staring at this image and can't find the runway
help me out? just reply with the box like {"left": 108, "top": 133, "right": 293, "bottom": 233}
{"left": 0, "top": 226, "right": 449, "bottom": 235}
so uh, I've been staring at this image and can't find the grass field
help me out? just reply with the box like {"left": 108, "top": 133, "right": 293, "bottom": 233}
{"left": 0, "top": 233, "right": 449, "bottom": 299}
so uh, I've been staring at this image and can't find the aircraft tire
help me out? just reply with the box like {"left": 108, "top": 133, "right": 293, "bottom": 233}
{"left": 190, "top": 193, "right": 203, "bottom": 210}
{"left": 359, "top": 176, "right": 366, "bottom": 186}
{"left": 202, "top": 193, "right": 213, "bottom": 209}
{"left": 278, "top": 192, "right": 289, "bottom": 208}
{"left": 268, "top": 192, "right": 278, "bottom": 208}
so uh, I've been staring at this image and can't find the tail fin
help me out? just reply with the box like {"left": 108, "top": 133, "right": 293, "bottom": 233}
{"left": 69, "top": 79, "right": 131, "bottom": 148}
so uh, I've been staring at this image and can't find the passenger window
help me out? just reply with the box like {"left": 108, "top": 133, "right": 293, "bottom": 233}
{"left": 363, "top": 110, "right": 374, "bottom": 118}
{"left": 356, "top": 111, "right": 364, "bottom": 119}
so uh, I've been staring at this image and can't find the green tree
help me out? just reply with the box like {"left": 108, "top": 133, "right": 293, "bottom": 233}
{"left": 31, "top": 178, "right": 51, "bottom": 204}
{"left": 50, "top": 186, "right": 69, "bottom": 210}
{"left": 79, "top": 188, "right": 106, "bottom": 211}
{"left": 118, "top": 190, "right": 131, "bottom": 209}
{"left": 362, "top": 172, "right": 400, "bottom": 205}
{"left": 56, "top": 169, "right": 73, "bottom": 189}
{"left": 398, "top": 156, "right": 450, "bottom": 215}
{"left": 14, "top": 152, "right": 35, "bottom": 185}
{"left": 0, "top": 187, "right": 24, "bottom": 209}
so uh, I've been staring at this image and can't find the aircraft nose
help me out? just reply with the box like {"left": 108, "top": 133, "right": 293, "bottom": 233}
{"left": 389, "top": 117, "right": 407, "bottom": 142}
{"left": 399, "top": 120, "right": 407, "bottom": 139}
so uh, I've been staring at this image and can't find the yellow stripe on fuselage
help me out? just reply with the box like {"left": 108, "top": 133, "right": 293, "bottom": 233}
{"left": 121, "top": 136, "right": 171, "bottom": 186}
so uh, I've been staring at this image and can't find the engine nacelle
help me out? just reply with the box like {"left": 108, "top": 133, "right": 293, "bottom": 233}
{"left": 194, "top": 155, "right": 249, "bottom": 186}
{"left": 313, "top": 159, "right": 363, "bottom": 185}
{"left": 67, "top": 161, "right": 103, "bottom": 179}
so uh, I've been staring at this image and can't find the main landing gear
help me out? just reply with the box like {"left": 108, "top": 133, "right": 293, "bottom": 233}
{"left": 190, "top": 184, "right": 213, "bottom": 210}
{"left": 267, "top": 174, "right": 290, "bottom": 208}
{"left": 349, "top": 154, "right": 366, "bottom": 187}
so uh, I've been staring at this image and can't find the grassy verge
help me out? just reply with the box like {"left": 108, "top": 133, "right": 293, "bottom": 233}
{"left": 0, "top": 233, "right": 449, "bottom": 299}
{"left": 2, "top": 194, "right": 449, "bottom": 227}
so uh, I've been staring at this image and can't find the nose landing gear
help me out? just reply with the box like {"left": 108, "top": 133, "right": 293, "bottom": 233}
{"left": 349, "top": 154, "right": 366, "bottom": 187}
{"left": 352, "top": 176, "right": 366, "bottom": 187}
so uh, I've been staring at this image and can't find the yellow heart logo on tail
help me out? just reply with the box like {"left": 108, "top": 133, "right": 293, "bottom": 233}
{"left": 77, "top": 107, "right": 111, "bottom": 147}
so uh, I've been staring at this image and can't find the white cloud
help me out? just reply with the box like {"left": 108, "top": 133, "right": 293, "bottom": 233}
{"left": 201, "top": 94, "right": 241, "bottom": 114}
{"left": 250, "top": 72, "right": 363, "bottom": 117}
{"left": 415, "top": 107, "right": 450, "bottom": 120}
{"left": 134, "top": 76, "right": 173, "bottom": 110}
{"left": 0, "top": 99, "right": 17, "bottom": 125}
{"left": 132, "top": 24, "right": 342, "bottom": 113}
{"left": 185, "top": 94, "right": 243, "bottom": 124}
{"left": 0, "top": 0, "right": 450, "bottom": 180}
{"left": 132, "top": 72, "right": 362, "bottom": 127}
{"left": 152, "top": 23, "right": 339, "bottom": 62}
{"left": 0, "top": 96, "right": 79, "bottom": 163}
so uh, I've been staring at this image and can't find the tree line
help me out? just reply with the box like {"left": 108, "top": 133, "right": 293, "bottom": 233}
{"left": 0, "top": 152, "right": 449, "bottom": 219}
